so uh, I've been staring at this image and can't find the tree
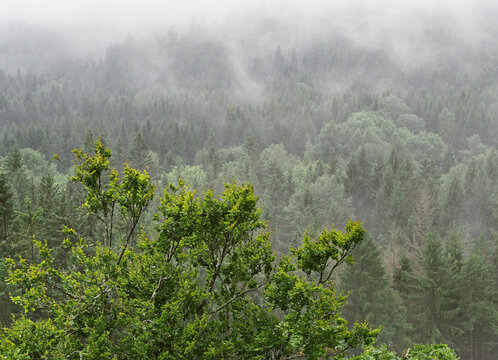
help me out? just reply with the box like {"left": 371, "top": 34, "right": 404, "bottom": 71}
{"left": 71, "top": 137, "right": 155, "bottom": 250}
{"left": 340, "top": 235, "right": 409, "bottom": 350}
{"left": 440, "top": 174, "right": 463, "bottom": 232}
{"left": 6, "top": 146, "right": 28, "bottom": 208}
{"left": 1, "top": 142, "right": 380, "bottom": 359}
{"left": 0, "top": 173, "right": 14, "bottom": 247}
{"left": 351, "top": 344, "right": 458, "bottom": 360}
{"left": 438, "top": 234, "right": 465, "bottom": 352}
{"left": 13, "top": 197, "right": 42, "bottom": 260}
{"left": 409, "top": 233, "right": 464, "bottom": 347}
{"left": 460, "top": 252, "right": 498, "bottom": 360}
{"left": 345, "top": 146, "right": 373, "bottom": 225}
{"left": 409, "top": 185, "right": 436, "bottom": 262}
{"left": 393, "top": 255, "right": 419, "bottom": 338}
{"left": 438, "top": 108, "right": 458, "bottom": 147}
{"left": 418, "top": 233, "right": 446, "bottom": 343}
{"left": 37, "top": 175, "right": 63, "bottom": 239}
{"left": 128, "top": 131, "right": 153, "bottom": 172}
{"left": 6, "top": 146, "right": 23, "bottom": 175}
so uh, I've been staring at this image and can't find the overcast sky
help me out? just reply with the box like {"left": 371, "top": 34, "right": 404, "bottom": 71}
{"left": 2, "top": 0, "right": 493, "bottom": 31}
{"left": 1, "top": 0, "right": 496, "bottom": 67}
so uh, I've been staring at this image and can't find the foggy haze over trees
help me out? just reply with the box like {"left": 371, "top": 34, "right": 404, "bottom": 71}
{"left": 0, "top": 1, "right": 497, "bottom": 359}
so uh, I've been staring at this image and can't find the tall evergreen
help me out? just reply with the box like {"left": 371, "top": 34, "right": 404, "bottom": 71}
{"left": 128, "top": 131, "right": 152, "bottom": 171}
{"left": 0, "top": 173, "right": 14, "bottom": 248}
{"left": 439, "top": 234, "right": 466, "bottom": 352}
{"left": 413, "top": 233, "right": 446, "bottom": 344}
{"left": 345, "top": 146, "right": 373, "bottom": 225}
{"left": 440, "top": 175, "right": 463, "bottom": 232}
{"left": 340, "top": 235, "right": 409, "bottom": 350}
{"left": 460, "top": 252, "right": 498, "bottom": 360}
{"left": 37, "top": 174, "right": 67, "bottom": 264}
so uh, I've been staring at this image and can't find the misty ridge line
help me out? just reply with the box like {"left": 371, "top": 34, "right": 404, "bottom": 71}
{"left": 2, "top": 2, "right": 498, "bottom": 91}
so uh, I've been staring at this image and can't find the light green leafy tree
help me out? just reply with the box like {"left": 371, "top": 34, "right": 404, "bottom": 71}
{"left": 0, "top": 141, "right": 378, "bottom": 360}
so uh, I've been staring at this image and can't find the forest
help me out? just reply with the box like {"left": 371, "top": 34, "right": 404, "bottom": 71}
{"left": 0, "top": 6, "right": 498, "bottom": 359}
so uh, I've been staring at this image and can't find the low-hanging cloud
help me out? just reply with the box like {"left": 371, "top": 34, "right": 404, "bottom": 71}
{"left": 1, "top": 0, "right": 498, "bottom": 74}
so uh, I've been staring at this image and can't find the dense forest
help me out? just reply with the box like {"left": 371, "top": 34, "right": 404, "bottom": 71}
{"left": 0, "top": 14, "right": 498, "bottom": 359}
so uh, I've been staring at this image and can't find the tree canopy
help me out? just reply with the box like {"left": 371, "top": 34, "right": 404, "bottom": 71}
{"left": 0, "top": 142, "right": 459, "bottom": 360}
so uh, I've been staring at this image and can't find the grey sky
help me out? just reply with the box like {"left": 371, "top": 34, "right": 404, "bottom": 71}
{"left": 2, "top": 0, "right": 492, "bottom": 31}
{"left": 1, "top": 0, "right": 496, "bottom": 68}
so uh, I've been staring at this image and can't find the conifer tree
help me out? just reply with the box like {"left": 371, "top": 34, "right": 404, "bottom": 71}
{"left": 460, "top": 252, "right": 498, "bottom": 360}
{"left": 439, "top": 234, "right": 466, "bottom": 352}
{"left": 340, "top": 235, "right": 409, "bottom": 350}
{"left": 411, "top": 232, "right": 463, "bottom": 346}
{"left": 393, "top": 255, "right": 418, "bottom": 340}
{"left": 346, "top": 146, "right": 373, "bottom": 224}
{"left": 440, "top": 175, "right": 463, "bottom": 232}
{"left": 12, "top": 197, "right": 42, "bottom": 260}
{"left": 38, "top": 174, "right": 65, "bottom": 250}
{"left": 128, "top": 131, "right": 152, "bottom": 171}
{"left": 0, "top": 173, "right": 14, "bottom": 247}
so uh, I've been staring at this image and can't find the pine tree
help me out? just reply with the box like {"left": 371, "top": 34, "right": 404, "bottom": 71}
{"left": 0, "top": 173, "right": 14, "bottom": 248}
{"left": 262, "top": 159, "right": 289, "bottom": 252}
{"left": 440, "top": 175, "right": 463, "bottom": 232}
{"left": 6, "top": 146, "right": 27, "bottom": 208}
{"left": 340, "top": 235, "right": 409, "bottom": 350}
{"left": 6, "top": 146, "right": 22, "bottom": 174}
{"left": 12, "top": 197, "right": 42, "bottom": 260}
{"left": 37, "top": 174, "right": 66, "bottom": 264}
{"left": 346, "top": 146, "right": 373, "bottom": 225}
{"left": 439, "top": 234, "right": 466, "bottom": 352}
{"left": 414, "top": 233, "right": 446, "bottom": 344}
{"left": 410, "top": 185, "right": 436, "bottom": 261}
{"left": 460, "top": 252, "right": 498, "bottom": 360}
{"left": 128, "top": 131, "right": 152, "bottom": 171}
{"left": 393, "top": 255, "right": 418, "bottom": 340}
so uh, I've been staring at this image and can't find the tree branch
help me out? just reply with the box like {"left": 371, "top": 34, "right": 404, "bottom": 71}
{"left": 150, "top": 270, "right": 172, "bottom": 302}
{"left": 196, "top": 242, "right": 229, "bottom": 314}
{"left": 209, "top": 282, "right": 265, "bottom": 315}
{"left": 47, "top": 280, "right": 80, "bottom": 300}
{"left": 116, "top": 214, "right": 141, "bottom": 266}
{"left": 322, "top": 244, "right": 358, "bottom": 284}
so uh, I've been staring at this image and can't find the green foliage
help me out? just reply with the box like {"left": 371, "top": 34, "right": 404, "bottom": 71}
{"left": 408, "top": 344, "right": 459, "bottom": 360}
{"left": 459, "top": 252, "right": 498, "bottom": 360}
{"left": 0, "top": 173, "right": 13, "bottom": 244}
{"left": 3, "top": 31, "right": 497, "bottom": 358}
{"left": 340, "top": 236, "right": 409, "bottom": 350}
{"left": 164, "top": 165, "right": 208, "bottom": 191}
{"left": 71, "top": 138, "right": 155, "bottom": 248}
{"left": 350, "top": 344, "right": 458, "bottom": 360}
{"left": 0, "top": 143, "right": 380, "bottom": 359}
{"left": 292, "top": 220, "right": 364, "bottom": 282}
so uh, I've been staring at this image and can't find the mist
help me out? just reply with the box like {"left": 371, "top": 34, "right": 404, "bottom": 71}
{"left": 2, "top": 0, "right": 498, "bottom": 74}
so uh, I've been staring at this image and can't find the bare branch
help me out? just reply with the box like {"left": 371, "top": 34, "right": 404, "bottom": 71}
{"left": 150, "top": 270, "right": 172, "bottom": 302}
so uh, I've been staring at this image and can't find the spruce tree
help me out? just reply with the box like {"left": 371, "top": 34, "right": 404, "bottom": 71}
{"left": 414, "top": 232, "right": 446, "bottom": 344}
{"left": 340, "top": 235, "right": 409, "bottom": 350}
{"left": 439, "top": 234, "right": 466, "bottom": 352}
{"left": 0, "top": 173, "right": 14, "bottom": 247}
{"left": 128, "top": 131, "right": 152, "bottom": 171}
{"left": 460, "top": 252, "right": 498, "bottom": 360}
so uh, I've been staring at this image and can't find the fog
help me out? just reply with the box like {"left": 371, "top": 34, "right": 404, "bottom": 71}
{"left": 2, "top": 0, "right": 498, "bottom": 71}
